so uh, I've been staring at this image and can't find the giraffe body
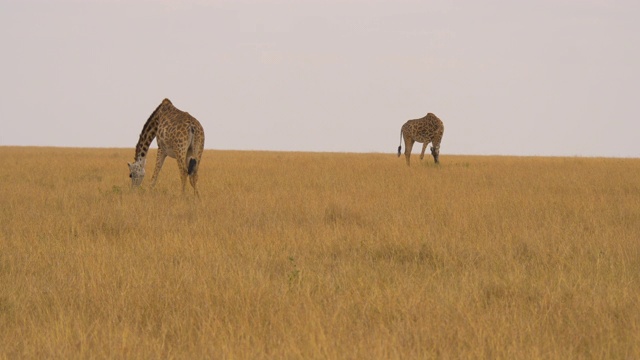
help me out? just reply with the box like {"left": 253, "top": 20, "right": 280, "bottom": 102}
{"left": 128, "top": 98, "right": 205, "bottom": 196}
{"left": 397, "top": 113, "right": 444, "bottom": 166}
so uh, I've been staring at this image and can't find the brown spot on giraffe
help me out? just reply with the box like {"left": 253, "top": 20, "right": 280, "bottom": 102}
{"left": 397, "top": 113, "right": 444, "bottom": 166}
{"left": 128, "top": 98, "right": 205, "bottom": 197}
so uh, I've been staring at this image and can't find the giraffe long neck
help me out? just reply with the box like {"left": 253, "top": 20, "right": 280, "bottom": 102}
{"left": 134, "top": 104, "right": 162, "bottom": 162}
{"left": 133, "top": 99, "right": 176, "bottom": 162}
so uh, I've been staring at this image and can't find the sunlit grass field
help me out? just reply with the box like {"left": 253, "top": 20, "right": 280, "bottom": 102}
{"left": 1, "top": 146, "right": 639, "bottom": 358}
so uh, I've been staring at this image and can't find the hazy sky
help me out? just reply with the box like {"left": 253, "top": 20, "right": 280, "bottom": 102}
{"left": 1, "top": 0, "right": 639, "bottom": 157}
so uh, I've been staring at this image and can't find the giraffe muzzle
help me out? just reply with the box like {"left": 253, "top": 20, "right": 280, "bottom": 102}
{"left": 130, "top": 175, "right": 144, "bottom": 187}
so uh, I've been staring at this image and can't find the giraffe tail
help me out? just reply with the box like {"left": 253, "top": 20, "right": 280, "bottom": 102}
{"left": 397, "top": 129, "right": 403, "bottom": 157}
{"left": 188, "top": 158, "right": 197, "bottom": 175}
{"left": 186, "top": 125, "right": 198, "bottom": 176}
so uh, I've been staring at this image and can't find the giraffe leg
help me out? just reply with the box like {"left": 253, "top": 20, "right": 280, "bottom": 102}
{"left": 404, "top": 139, "right": 414, "bottom": 166}
{"left": 420, "top": 142, "right": 427, "bottom": 160}
{"left": 191, "top": 134, "right": 204, "bottom": 198}
{"left": 176, "top": 160, "right": 189, "bottom": 194}
{"left": 189, "top": 172, "right": 199, "bottom": 198}
{"left": 179, "top": 170, "right": 188, "bottom": 194}
{"left": 150, "top": 149, "right": 167, "bottom": 188}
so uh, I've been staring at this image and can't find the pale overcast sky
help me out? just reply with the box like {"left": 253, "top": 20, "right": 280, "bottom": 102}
{"left": 1, "top": 0, "right": 638, "bottom": 157}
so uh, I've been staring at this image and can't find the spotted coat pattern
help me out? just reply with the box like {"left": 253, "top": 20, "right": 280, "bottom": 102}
{"left": 128, "top": 98, "right": 205, "bottom": 196}
{"left": 397, "top": 113, "right": 444, "bottom": 166}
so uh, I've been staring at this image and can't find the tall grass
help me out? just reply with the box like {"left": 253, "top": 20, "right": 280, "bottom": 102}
{"left": 1, "top": 147, "right": 639, "bottom": 358}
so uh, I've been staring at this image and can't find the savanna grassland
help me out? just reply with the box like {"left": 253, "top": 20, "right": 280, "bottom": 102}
{"left": 1, "top": 146, "right": 639, "bottom": 359}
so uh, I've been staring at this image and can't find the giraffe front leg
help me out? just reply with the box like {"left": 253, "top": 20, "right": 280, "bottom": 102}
{"left": 150, "top": 149, "right": 167, "bottom": 188}
{"left": 420, "top": 142, "right": 427, "bottom": 160}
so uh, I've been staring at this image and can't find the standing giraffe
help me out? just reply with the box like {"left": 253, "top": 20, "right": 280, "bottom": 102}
{"left": 128, "top": 98, "right": 205, "bottom": 196}
{"left": 397, "top": 113, "right": 444, "bottom": 166}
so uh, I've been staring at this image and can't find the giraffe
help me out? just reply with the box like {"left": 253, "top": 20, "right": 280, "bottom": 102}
{"left": 397, "top": 112, "right": 444, "bottom": 166}
{"left": 128, "top": 98, "right": 205, "bottom": 196}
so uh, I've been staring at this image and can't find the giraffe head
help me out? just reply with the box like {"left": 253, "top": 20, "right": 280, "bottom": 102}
{"left": 127, "top": 159, "right": 146, "bottom": 187}
{"left": 430, "top": 145, "right": 440, "bottom": 164}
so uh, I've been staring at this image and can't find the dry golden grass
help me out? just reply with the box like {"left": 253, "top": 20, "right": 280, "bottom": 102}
{"left": 1, "top": 146, "right": 639, "bottom": 359}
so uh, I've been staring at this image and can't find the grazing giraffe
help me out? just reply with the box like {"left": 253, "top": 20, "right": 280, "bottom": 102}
{"left": 128, "top": 98, "right": 205, "bottom": 196}
{"left": 397, "top": 113, "right": 444, "bottom": 166}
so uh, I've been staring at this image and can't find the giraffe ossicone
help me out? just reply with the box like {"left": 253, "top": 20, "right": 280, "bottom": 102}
{"left": 128, "top": 98, "right": 205, "bottom": 196}
{"left": 397, "top": 113, "right": 444, "bottom": 166}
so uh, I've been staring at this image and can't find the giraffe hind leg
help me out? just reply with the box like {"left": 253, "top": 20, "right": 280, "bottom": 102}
{"left": 189, "top": 172, "right": 199, "bottom": 198}
{"left": 187, "top": 157, "right": 199, "bottom": 197}
{"left": 404, "top": 139, "right": 414, "bottom": 166}
{"left": 179, "top": 171, "right": 188, "bottom": 193}
{"left": 175, "top": 156, "right": 189, "bottom": 194}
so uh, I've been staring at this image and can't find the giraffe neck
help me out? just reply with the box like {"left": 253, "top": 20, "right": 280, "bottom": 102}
{"left": 134, "top": 118, "right": 157, "bottom": 162}
{"left": 133, "top": 99, "right": 173, "bottom": 162}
